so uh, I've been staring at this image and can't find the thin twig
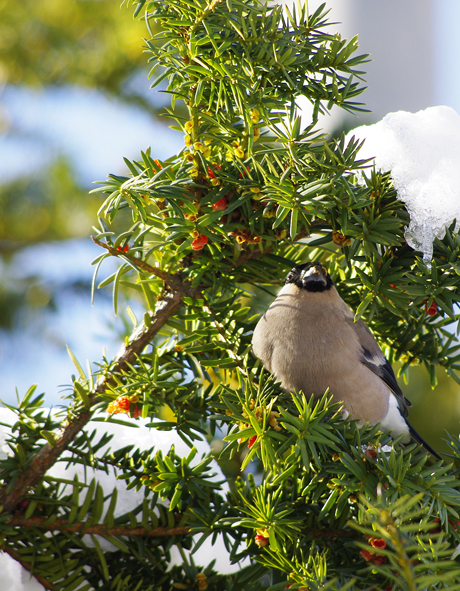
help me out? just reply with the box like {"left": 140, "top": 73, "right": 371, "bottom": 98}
{"left": 91, "top": 236, "right": 180, "bottom": 288}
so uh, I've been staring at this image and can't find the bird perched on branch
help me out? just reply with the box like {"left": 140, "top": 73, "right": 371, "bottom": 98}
{"left": 252, "top": 261, "right": 440, "bottom": 459}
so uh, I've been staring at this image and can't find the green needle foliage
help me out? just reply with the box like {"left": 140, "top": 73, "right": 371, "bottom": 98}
{"left": 3, "top": 0, "right": 460, "bottom": 589}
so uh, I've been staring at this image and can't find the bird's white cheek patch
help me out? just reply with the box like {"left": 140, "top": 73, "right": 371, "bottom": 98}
{"left": 379, "top": 393, "right": 410, "bottom": 442}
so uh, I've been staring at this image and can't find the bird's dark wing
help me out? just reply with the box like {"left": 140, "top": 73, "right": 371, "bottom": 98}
{"left": 347, "top": 317, "right": 411, "bottom": 417}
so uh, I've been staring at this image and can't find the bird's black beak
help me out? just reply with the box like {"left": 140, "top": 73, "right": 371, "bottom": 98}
{"left": 300, "top": 266, "right": 329, "bottom": 291}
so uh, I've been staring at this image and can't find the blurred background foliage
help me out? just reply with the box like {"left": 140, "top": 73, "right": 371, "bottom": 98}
{"left": 0, "top": 0, "right": 147, "bottom": 99}
{"left": 0, "top": 0, "right": 156, "bottom": 366}
{"left": 0, "top": 0, "right": 459, "bottom": 459}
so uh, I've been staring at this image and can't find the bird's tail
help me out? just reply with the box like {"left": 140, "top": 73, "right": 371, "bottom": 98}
{"left": 408, "top": 423, "right": 442, "bottom": 460}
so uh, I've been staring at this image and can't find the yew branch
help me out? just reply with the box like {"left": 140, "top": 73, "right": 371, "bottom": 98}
{"left": 0, "top": 289, "right": 188, "bottom": 514}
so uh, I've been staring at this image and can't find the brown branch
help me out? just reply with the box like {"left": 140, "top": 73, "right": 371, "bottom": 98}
{"left": 2, "top": 546, "right": 54, "bottom": 590}
{"left": 6, "top": 516, "right": 190, "bottom": 538}
{"left": 6, "top": 515, "right": 355, "bottom": 541}
{"left": 0, "top": 289, "right": 189, "bottom": 514}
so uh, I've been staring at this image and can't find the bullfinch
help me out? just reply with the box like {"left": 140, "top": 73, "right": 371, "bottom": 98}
{"left": 252, "top": 261, "right": 441, "bottom": 459}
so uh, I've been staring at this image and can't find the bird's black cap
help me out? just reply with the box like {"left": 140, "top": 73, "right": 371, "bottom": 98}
{"left": 285, "top": 262, "right": 333, "bottom": 292}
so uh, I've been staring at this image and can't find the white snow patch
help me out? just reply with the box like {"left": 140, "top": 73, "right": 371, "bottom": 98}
{"left": 346, "top": 105, "right": 460, "bottom": 262}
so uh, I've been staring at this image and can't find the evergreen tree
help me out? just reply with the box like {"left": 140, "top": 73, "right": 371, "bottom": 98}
{"left": 2, "top": 0, "right": 460, "bottom": 589}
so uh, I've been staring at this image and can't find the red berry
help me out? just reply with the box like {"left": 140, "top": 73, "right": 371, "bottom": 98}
{"left": 191, "top": 234, "right": 208, "bottom": 251}
{"left": 254, "top": 534, "right": 269, "bottom": 547}
{"left": 370, "top": 538, "right": 386, "bottom": 549}
{"left": 425, "top": 300, "right": 437, "bottom": 316}
{"left": 360, "top": 549, "right": 374, "bottom": 562}
{"left": 117, "top": 244, "right": 129, "bottom": 252}
{"left": 372, "top": 554, "right": 387, "bottom": 566}
{"left": 212, "top": 197, "right": 227, "bottom": 212}
{"left": 248, "top": 435, "right": 257, "bottom": 448}
{"left": 238, "top": 166, "right": 250, "bottom": 178}
{"left": 117, "top": 397, "right": 131, "bottom": 411}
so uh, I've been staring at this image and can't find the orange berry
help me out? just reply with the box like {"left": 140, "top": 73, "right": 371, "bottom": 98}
{"left": 117, "top": 397, "right": 131, "bottom": 412}
{"left": 191, "top": 234, "right": 209, "bottom": 251}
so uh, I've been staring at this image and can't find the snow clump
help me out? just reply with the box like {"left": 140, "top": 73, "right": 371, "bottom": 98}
{"left": 346, "top": 105, "right": 460, "bottom": 263}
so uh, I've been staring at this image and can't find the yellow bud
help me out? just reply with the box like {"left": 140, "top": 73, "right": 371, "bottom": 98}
{"left": 253, "top": 127, "right": 260, "bottom": 140}
{"left": 185, "top": 121, "right": 193, "bottom": 132}
{"left": 235, "top": 147, "right": 245, "bottom": 158}
{"left": 194, "top": 141, "right": 204, "bottom": 152}
{"left": 185, "top": 135, "right": 192, "bottom": 147}
{"left": 250, "top": 107, "right": 260, "bottom": 124}
{"left": 211, "top": 178, "right": 221, "bottom": 186}
{"left": 256, "top": 528, "right": 269, "bottom": 538}
{"left": 192, "top": 229, "right": 200, "bottom": 238}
